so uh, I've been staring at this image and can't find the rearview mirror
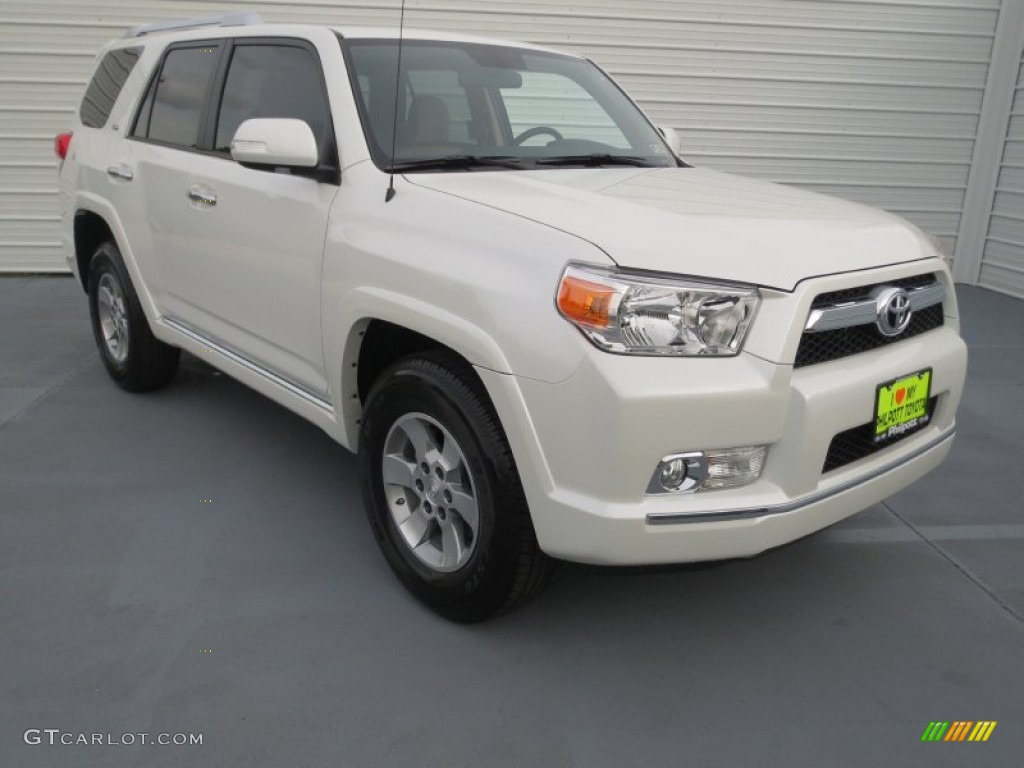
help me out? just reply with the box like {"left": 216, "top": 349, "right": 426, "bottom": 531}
{"left": 459, "top": 68, "right": 523, "bottom": 89}
{"left": 657, "top": 125, "right": 682, "bottom": 155}
{"left": 231, "top": 118, "right": 318, "bottom": 169}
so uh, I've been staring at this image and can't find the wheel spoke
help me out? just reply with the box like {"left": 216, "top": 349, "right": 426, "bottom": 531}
{"left": 399, "top": 418, "right": 438, "bottom": 462}
{"left": 448, "top": 487, "right": 478, "bottom": 533}
{"left": 439, "top": 518, "right": 466, "bottom": 569}
{"left": 437, "top": 434, "right": 461, "bottom": 474}
{"left": 400, "top": 508, "right": 432, "bottom": 549}
{"left": 98, "top": 285, "right": 114, "bottom": 311}
{"left": 381, "top": 453, "right": 417, "bottom": 489}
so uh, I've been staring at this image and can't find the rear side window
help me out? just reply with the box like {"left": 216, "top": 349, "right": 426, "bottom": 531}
{"left": 80, "top": 48, "right": 141, "bottom": 128}
{"left": 133, "top": 45, "right": 220, "bottom": 148}
{"left": 214, "top": 44, "right": 330, "bottom": 154}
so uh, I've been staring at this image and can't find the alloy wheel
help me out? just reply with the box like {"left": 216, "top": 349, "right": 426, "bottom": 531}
{"left": 381, "top": 412, "right": 480, "bottom": 572}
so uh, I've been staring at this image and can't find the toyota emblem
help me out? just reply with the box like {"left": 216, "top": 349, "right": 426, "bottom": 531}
{"left": 874, "top": 287, "right": 913, "bottom": 337}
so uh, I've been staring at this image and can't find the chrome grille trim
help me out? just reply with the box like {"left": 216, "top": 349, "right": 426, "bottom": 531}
{"left": 804, "top": 281, "right": 945, "bottom": 333}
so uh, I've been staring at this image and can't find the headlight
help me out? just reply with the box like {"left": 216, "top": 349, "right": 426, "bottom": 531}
{"left": 556, "top": 264, "right": 760, "bottom": 356}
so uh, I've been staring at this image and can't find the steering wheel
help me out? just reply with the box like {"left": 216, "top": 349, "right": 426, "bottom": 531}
{"left": 512, "top": 126, "right": 564, "bottom": 146}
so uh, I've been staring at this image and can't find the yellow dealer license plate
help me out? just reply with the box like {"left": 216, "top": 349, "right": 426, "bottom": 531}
{"left": 875, "top": 369, "right": 932, "bottom": 444}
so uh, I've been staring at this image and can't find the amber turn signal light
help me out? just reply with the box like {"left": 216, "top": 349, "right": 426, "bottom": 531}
{"left": 557, "top": 273, "right": 619, "bottom": 329}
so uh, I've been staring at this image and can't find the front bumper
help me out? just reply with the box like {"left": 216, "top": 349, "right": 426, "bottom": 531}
{"left": 478, "top": 262, "right": 968, "bottom": 565}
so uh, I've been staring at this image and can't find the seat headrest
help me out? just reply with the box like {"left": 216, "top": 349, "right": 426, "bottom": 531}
{"left": 408, "top": 95, "right": 450, "bottom": 146}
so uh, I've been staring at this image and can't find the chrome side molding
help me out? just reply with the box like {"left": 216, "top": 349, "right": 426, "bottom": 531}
{"left": 162, "top": 316, "right": 334, "bottom": 414}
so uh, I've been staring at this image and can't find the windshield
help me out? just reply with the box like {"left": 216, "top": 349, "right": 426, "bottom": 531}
{"left": 341, "top": 39, "right": 678, "bottom": 170}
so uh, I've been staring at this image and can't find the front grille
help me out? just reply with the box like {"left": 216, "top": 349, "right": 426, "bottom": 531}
{"left": 795, "top": 304, "right": 944, "bottom": 367}
{"left": 823, "top": 396, "right": 939, "bottom": 473}
{"left": 795, "top": 273, "right": 944, "bottom": 368}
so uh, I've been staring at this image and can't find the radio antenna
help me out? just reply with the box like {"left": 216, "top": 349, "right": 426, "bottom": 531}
{"left": 385, "top": 0, "right": 407, "bottom": 202}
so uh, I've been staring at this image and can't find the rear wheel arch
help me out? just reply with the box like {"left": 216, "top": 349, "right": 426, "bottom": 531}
{"left": 74, "top": 210, "right": 115, "bottom": 291}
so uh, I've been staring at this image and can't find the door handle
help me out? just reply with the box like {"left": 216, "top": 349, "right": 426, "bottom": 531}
{"left": 187, "top": 184, "right": 217, "bottom": 207}
{"left": 106, "top": 163, "right": 134, "bottom": 182}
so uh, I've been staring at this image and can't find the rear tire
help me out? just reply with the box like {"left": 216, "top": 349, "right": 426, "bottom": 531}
{"left": 87, "top": 241, "right": 179, "bottom": 392}
{"left": 359, "top": 351, "right": 553, "bottom": 622}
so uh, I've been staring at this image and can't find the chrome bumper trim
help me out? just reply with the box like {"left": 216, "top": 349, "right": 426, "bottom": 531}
{"left": 645, "top": 426, "right": 955, "bottom": 526}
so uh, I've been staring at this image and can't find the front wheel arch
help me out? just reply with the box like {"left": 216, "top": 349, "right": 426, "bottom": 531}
{"left": 340, "top": 318, "right": 491, "bottom": 450}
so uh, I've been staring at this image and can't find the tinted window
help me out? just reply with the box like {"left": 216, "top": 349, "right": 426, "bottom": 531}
{"left": 80, "top": 48, "right": 141, "bottom": 128}
{"left": 138, "top": 46, "right": 219, "bottom": 148}
{"left": 215, "top": 45, "right": 329, "bottom": 154}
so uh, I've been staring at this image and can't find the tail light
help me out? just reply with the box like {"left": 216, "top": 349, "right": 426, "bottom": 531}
{"left": 55, "top": 132, "right": 73, "bottom": 160}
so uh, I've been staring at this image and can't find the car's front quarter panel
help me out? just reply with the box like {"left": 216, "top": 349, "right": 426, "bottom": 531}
{"left": 321, "top": 163, "right": 614, "bottom": 446}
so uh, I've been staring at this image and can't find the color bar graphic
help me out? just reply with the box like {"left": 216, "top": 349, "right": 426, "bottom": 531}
{"left": 921, "top": 721, "right": 996, "bottom": 742}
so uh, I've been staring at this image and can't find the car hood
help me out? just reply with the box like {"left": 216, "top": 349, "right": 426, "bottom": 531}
{"left": 406, "top": 166, "right": 932, "bottom": 291}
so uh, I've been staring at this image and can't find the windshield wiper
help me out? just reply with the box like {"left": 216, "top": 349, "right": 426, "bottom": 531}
{"left": 388, "top": 155, "right": 526, "bottom": 172}
{"left": 533, "top": 154, "right": 659, "bottom": 168}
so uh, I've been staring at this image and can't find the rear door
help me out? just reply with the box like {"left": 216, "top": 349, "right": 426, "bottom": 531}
{"left": 124, "top": 40, "right": 224, "bottom": 329}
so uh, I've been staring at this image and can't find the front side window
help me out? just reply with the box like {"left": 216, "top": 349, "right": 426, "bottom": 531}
{"left": 80, "top": 47, "right": 141, "bottom": 129}
{"left": 133, "top": 45, "right": 219, "bottom": 148}
{"left": 343, "top": 39, "right": 675, "bottom": 170}
{"left": 214, "top": 44, "right": 330, "bottom": 155}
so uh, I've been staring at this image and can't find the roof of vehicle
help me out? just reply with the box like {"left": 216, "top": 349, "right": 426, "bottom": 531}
{"left": 334, "top": 26, "right": 577, "bottom": 56}
{"left": 110, "top": 19, "right": 577, "bottom": 58}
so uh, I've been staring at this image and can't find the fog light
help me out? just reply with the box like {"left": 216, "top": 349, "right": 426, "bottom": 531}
{"left": 658, "top": 458, "right": 689, "bottom": 490}
{"left": 703, "top": 446, "right": 766, "bottom": 491}
{"left": 647, "top": 452, "right": 706, "bottom": 494}
{"left": 647, "top": 446, "right": 766, "bottom": 494}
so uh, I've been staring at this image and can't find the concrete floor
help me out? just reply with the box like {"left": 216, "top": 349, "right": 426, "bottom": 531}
{"left": 1, "top": 275, "right": 1022, "bottom": 767}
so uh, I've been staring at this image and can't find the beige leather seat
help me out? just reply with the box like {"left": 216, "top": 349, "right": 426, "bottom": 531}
{"left": 405, "top": 95, "right": 451, "bottom": 155}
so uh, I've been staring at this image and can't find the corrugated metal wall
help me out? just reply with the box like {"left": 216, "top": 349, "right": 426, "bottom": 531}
{"left": 980, "top": 46, "right": 1024, "bottom": 296}
{"left": 0, "top": 0, "right": 1003, "bottom": 271}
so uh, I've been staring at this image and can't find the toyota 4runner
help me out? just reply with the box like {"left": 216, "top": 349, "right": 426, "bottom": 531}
{"left": 57, "top": 13, "right": 968, "bottom": 621}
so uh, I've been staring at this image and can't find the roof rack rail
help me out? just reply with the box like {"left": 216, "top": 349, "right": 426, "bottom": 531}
{"left": 125, "top": 12, "right": 263, "bottom": 38}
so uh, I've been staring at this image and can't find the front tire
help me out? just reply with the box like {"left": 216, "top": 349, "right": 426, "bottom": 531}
{"left": 359, "top": 352, "right": 552, "bottom": 622}
{"left": 87, "top": 241, "right": 179, "bottom": 392}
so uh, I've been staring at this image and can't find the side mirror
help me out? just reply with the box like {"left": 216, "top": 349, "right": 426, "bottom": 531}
{"left": 231, "top": 118, "right": 318, "bottom": 169}
{"left": 657, "top": 125, "right": 683, "bottom": 155}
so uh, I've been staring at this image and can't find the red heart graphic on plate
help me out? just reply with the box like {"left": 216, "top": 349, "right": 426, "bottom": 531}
{"left": 895, "top": 388, "right": 906, "bottom": 405}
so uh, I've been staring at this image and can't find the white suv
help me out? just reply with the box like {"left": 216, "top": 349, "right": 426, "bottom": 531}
{"left": 58, "top": 14, "right": 968, "bottom": 621}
